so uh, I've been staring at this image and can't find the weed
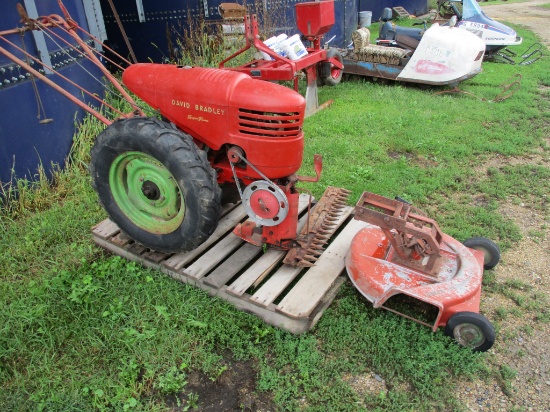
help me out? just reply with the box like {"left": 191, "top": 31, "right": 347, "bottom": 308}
{"left": 495, "top": 306, "right": 510, "bottom": 321}
{"left": 208, "top": 365, "right": 228, "bottom": 382}
{"left": 498, "top": 364, "right": 518, "bottom": 396}
{"left": 520, "top": 324, "right": 533, "bottom": 336}
{"left": 185, "top": 392, "right": 199, "bottom": 410}
{"left": 155, "top": 364, "right": 189, "bottom": 394}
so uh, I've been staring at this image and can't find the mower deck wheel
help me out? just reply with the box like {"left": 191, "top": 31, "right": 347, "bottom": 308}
{"left": 90, "top": 117, "right": 221, "bottom": 253}
{"left": 445, "top": 311, "right": 495, "bottom": 352}
{"left": 463, "top": 237, "right": 501, "bottom": 270}
{"left": 319, "top": 48, "right": 343, "bottom": 86}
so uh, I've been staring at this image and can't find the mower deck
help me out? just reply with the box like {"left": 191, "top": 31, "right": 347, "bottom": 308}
{"left": 92, "top": 194, "right": 367, "bottom": 334}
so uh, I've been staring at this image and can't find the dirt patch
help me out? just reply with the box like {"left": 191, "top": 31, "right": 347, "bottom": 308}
{"left": 481, "top": 0, "right": 550, "bottom": 48}
{"left": 168, "top": 359, "right": 275, "bottom": 411}
{"left": 453, "top": 198, "right": 550, "bottom": 411}
{"left": 436, "top": 115, "right": 549, "bottom": 410}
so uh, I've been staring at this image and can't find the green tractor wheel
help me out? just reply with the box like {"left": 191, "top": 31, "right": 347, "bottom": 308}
{"left": 90, "top": 117, "right": 221, "bottom": 253}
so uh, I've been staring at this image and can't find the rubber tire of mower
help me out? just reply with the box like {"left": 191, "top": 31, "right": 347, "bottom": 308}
{"left": 463, "top": 237, "right": 501, "bottom": 270}
{"left": 90, "top": 117, "right": 221, "bottom": 253}
{"left": 319, "top": 48, "right": 343, "bottom": 87}
{"left": 445, "top": 312, "right": 495, "bottom": 352}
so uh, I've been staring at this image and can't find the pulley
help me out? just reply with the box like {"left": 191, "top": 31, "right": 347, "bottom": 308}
{"left": 242, "top": 180, "right": 289, "bottom": 227}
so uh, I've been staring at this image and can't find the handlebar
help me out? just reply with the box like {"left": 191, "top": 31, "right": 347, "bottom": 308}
{"left": 451, "top": 3, "right": 462, "bottom": 20}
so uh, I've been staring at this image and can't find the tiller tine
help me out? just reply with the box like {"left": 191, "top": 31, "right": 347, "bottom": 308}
{"left": 283, "top": 187, "right": 351, "bottom": 267}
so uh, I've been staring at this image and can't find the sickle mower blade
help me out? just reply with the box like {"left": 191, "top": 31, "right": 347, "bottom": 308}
{"left": 283, "top": 186, "right": 351, "bottom": 267}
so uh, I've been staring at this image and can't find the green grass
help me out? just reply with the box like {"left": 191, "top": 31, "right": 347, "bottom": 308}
{"left": 1, "top": 23, "right": 549, "bottom": 412}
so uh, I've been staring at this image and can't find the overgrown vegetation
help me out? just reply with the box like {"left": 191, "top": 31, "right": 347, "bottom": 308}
{"left": 1, "top": 18, "right": 548, "bottom": 412}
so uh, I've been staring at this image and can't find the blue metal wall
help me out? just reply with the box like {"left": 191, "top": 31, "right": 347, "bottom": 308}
{"left": 99, "top": 0, "right": 358, "bottom": 63}
{"left": 358, "top": 0, "right": 428, "bottom": 22}
{"left": 0, "top": 0, "right": 106, "bottom": 185}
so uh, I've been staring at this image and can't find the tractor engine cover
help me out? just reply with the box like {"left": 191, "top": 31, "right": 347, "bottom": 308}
{"left": 123, "top": 64, "right": 306, "bottom": 180}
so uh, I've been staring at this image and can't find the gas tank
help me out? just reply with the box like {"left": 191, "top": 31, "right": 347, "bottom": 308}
{"left": 123, "top": 64, "right": 306, "bottom": 150}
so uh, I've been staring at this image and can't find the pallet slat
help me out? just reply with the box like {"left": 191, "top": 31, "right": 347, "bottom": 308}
{"left": 226, "top": 249, "right": 286, "bottom": 297}
{"left": 276, "top": 219, "right": 368, "bottom": 318}
{"left": 250, "top": 265, "right": 303, "bottom": 307}
{"left": 163, "top": 205, "right": 247, "bottom": 271}
{"left": 249, "top": 205, "right": 353, "bottom": 306}
{"left": 92, "top": 219, "right": 120, "bottom": 240}
{"left": 204, "top": 243, "right": 263, "bottom": 288}
{"left": 183, "top": 233, "right": 243, "bottom": 279}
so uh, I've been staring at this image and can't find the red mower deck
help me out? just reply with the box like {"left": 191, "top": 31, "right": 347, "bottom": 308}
{"left": 92, "top": 194, "right": 368, "bottom": 334}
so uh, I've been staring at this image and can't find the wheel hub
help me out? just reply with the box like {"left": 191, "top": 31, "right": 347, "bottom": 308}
{"left": 109, "top": 152, "right": 185, "bottom": 234}
{"left": 141, "top": 180, "right": 161, "bottom": 201}
{"left": 453, "top": 323, "right": 485, "bottom": 348}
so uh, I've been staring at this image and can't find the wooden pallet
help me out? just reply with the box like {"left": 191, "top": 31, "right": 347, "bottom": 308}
{"left": 92, "top": 195, "right": 368, "bottom": 334}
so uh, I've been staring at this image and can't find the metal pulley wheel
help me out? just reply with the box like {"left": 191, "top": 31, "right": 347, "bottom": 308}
{"left": 242, "top": 180, "right": 289, "bottom": 226}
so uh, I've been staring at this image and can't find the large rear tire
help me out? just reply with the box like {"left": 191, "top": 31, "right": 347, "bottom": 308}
{"left": 90, "top": 117, "right": 221, "bottom": 253}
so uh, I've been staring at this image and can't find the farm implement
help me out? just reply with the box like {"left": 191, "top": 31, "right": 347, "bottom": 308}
{"left": 346, "top": 7, "right": 486, "bottom": 86}
{"left": 2, "top": 1, "right": 499, "bottom": 350}
{"left": 218, "top": 0, "right": 344, "bottom": 117}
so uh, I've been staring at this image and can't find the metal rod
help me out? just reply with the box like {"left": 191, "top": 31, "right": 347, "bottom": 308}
{"left": 0, "top": 35, "right": 127, "bottom": 120}
{"left": 46, "top": 14, "right": 143, "bottom": 115}
{"left": 0, "top": 44, "right": 112, "bottom": 125}
{"left": 106, "top": 0, "right": 138, "bottom": 64}
{"left": 38, "top": 22, "right": 127, "bottom": 73}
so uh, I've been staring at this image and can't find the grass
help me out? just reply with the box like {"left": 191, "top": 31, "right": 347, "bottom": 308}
{"left": 1, "top": 22, "right": 549, "bottom": 412}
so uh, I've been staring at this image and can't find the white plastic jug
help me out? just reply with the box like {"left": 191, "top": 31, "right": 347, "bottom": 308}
{"left": 280, "top": 34, "right": 308, "bottom": 61}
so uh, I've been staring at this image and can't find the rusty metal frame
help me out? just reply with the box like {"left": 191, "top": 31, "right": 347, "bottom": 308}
{"left": 354, "top": 192, "right": 446, "bottom": 276}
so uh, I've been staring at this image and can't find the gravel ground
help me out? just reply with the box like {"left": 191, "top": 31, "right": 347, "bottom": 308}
{"left": 452, "top": 3, "right": 550, "bottom": 411}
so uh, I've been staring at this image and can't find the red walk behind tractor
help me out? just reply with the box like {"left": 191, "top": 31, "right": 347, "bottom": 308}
{"left": 92, "top": 64, "right": 349, "bottom": 267}
{"left": 0, "top": 1, "right": 500, "bottom": 351}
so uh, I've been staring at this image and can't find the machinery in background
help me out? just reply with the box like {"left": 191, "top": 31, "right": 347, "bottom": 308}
{"left": 341, "top": 8, "right": 485, "bottom": 87}
{"left": 437, "top": 0, "right": 541, "bottom": 64}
